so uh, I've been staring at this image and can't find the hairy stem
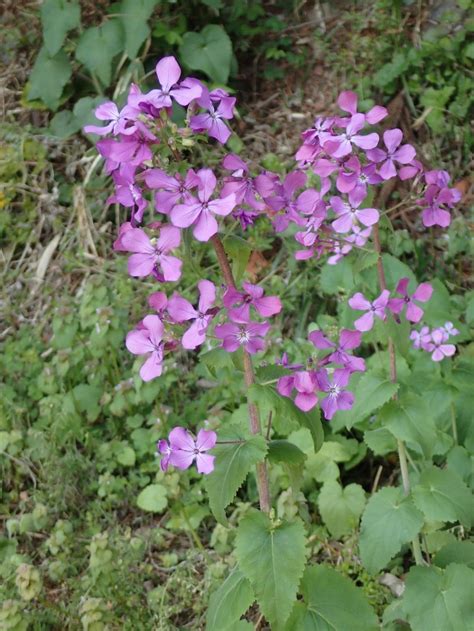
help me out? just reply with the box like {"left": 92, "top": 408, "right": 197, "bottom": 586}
{"left": 211, "top": 234, "right": 271, "bottom": 513}
{"left": 373, "top": 223, "right": 424, "bottom": 565}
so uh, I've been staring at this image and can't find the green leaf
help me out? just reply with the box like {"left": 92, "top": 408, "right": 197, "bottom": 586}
{"left": 381, "top": 393, "right": 436, "bottom": 459}
{"left": 204, "top": 429, "right": 267, "bottom": 525}
{"left": 41, "top": 0, "right": 81, "bottom": 56}
{"left": 364, "top": 427, "right": 397, "bottom": 455}
{"left": 223, "top": 236, "right": 251, "bottom": 283}
{"left": 434, "top": 541, "right": 474, "bottom": 570}
{"left": 206, "top": 567, "right": 254, "bottom": 631}
{"left": 318, "top": 480, "right": 366, "bottom": 538}
{"left": 115, "top": 444, "right": 136, "bottom": 467}
{"left": 359, "top": 487, "right": 424, "bottom": 574}
{"left": 179, "top": 25, "right": 233, "bottom": 84}
{"left": 342, "top": 373, "right": 398, "bottom": 428}
{"left": 72, "top": 384, "right": 101, "bottom": 421}
{"left": 236, "top": 510, "right": 307, "bottom": 630}
{"left": 412, "top": 466, "right": 473, "bottom": 528}
{"left": 75, "top": 19, "right": 123, "bottom": 87}
{"left": 284, "top": 565, "right": 379, "bottom": 630}
{"left": 28, "top": 47, "right": 72, "bottom": 110}
{"left": 119, "top": 0, "right": 160, "bottom": 58}
{"left": 136, "top": 484, "right": 167, "bottom": 513}
{"left": 400, "top": 564, "right": 474, "bottom": 631}
{"left": 306, "top": 441, "right": 353, "bottom": 483}
{"left": 268, "top": 440, "right": 306, "bottom": 465}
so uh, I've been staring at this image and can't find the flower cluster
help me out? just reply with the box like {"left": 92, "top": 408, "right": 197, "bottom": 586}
{"left": 158, "top": 427, "right": 217, "bottom": 474}
{"left": 410, "top": 322, "right": 459, "bottom": 361}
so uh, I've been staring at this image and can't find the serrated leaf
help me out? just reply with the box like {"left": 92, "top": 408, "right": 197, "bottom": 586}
{"left": 400, "top": 564, "right": 474, "bottom": 631}
{"left": 236, "top": 510, "right": 306, "bottom": 630}
{"left": 119, "top": 0, "right": 160, "bottom": 58}
{"left": 136, "top": 484, "right": 167, "bottom": 513}
{"left": 412, "top": 466, "right": 473, "bottom": 528}
{"left": 28, "top": 47, "right": 72, "bottom": 110}
{"left": 267, "top": 440, "right": 306, "bottom": 465}
{"left": 381, "top": 393, "right": 436, "bottom": 459}
{"left": 343, "top": 373, "right": 399, "bottom": 428}
{"left": 75, "top": 19, "right": 123, "bottom": 86}
{"left": 179, "top": 24, "right": 233, "bottom": 84}
{"left": 318, "top": 480, "right": 366, "bottom": 538}
{"left": 206, "top": 567, "right": 254, "bottom": 631}
{"left": 205, "top": 430, "right": 267, "bottom": 525}
{"left": 434, "top": 541, "right": 474, "bottom": 569}
{"left": 41, "top": 0, "right": 81, "bottom": 56}
{"left": 359, "top": 487, "right": 424, "bottom": 574}
{"left": 364, "top": 427, "right": 397, "bottom": 455}
{"left": 284, "top": 565, "right": 379, "bottom": 630}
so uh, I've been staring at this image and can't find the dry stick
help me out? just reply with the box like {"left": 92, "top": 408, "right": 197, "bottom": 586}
{"left": 372, "top": 224, "right": 424, "bottom": 566}
{"left": 211, "top": 234, "right": 271, "bottom": 514}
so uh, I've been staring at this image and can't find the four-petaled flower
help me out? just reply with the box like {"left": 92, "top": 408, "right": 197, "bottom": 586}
{"left": 223, "top": 282, "right": 282, "bottom": 322}
{"left": 316, "top": 368, "right": 354, "bottom": 420}
{"left": 324, "top": 113, "right": 379, "bottom": 158}
{"left": 126, "top": 315, "right": 165, "bottom": 381}
{"left": 348, "top": 290, "right": 390, "bottom": 331}
{"left": 121, "top": 226, "right": 182, "bottom": 282}
{"left": 277, "top": 370, "right": 318, "bottom": 412}
{"left": 331, "top": 189, "right": 379, "bottom": 233}
{"left": 425, "top": 329, "right": 456, "bottom": 362}
{"left": 388, "top": 278, "right": 433, "bottom": 323}
{"left": 366, "top": 129, "right": 416, "bottom": 180}
{"left": 158, "top": 427, "right": 216, "bottom": 473}
{"left": 144, "top": 56, "right": 202, "bottom": 110}
{"left": 214, "top": 320, "right": 270, "bottom": 354}
{"left": 309, "top": 328, "right": 365, "bottom": 372}
{"left": 167, "top": 280, "right": 217, "bottom": 349}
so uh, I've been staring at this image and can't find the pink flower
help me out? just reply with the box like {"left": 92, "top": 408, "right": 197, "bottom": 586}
{"left": 126, "top": 315, "right": 164, "bottom": 381}
{"left": 410, "top": 326, "right": 432, "bottom": 350}
{"left": 388, "top": 278, "right": 433, "bottom": 323}
{"left": 108, "top": 166, "right": 147, "bottom": 223}
{"left": 84, "top": 100, "right": 140, "bottom": 136}
{"left": 323, "top": 113, "right": 379, "bottom": 158}
{"left": 309, "top": 328, "right": 365, "bottom": 372}
{"left": 277, "top": 370, "right": 318, "bottom": 412}
{"left": 120, "top": 226, "right": 182, "bottom": 282}
{"left": 419, "top": 172, "right": 461, "bottom": 229}
{"left": 366, "top": 129, "right": 416, "bottom": 180}
{"left": 148, "top": 291, "right": 168, "bottom": 315}
{"left": 425, "top": 329, "right": 456, "bottom": 362}
{"left": 159, "top": 427, "right": 216, "bottom": 474}
{"left": 170, "top": 168, "right": 236, "bottom": 241}
{"left": 144, "top": 56, "right": 202, "bottom": 110}
{"left": 336, "top": 91, "right": 388, "bottom": 125}
{"left": 223, "top": 282, "right": 282, "bottom": 322}
{"left": 221, "top": 154, "right": 265, "bottom": 211}
{"left": 144, "top": 168, "right": 200, "bottom": 215}
{"left": 190, "top": 88, "right": 236, "bottom": 144}
{"left": 316, "top": 368, "right": 354, "bottom": 420}
{"left": 214, "top": 319, "right": 270, "bottom": 354}
{"left": 331, "top": 189, "right": 379, "bottom": 233}
{"left": 348, "top": 290, "right": 390, "bottom": 331}
{"left": 167, "top": 280, "right": 217, "bottom": 349}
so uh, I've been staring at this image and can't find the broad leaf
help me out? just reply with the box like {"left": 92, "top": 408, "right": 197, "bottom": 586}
{"left": 412, "top": 466, "right": 473, "bottom": 528}
{"left": 223, "top": 236, "right": 251, "bottom": 283}
{"left": 434, "top": 541, "right": 474, "bottom": 569}
{"left": 76, "top": 19, "right": 123, "bottom": 87}
{"left": 318, "top": 480, "right": 366, "bottom": 538}
{"left": 119, "top": 0, "right": 160, "bottom": 58}
{"left": 399, "top": 564, "right": 474, "bottom": 631}
{"left": 206, "top": 567, "right": 254, "bottom": 631}
{"left": 359, "top": 487, "right": 424, "bottom": 574}
{"left": 179, "top": 25, "right": 233, "bottom": 84}
{"left": 235, "top": 510, "right": 306, "bottom": 630}
{"left": 136, "top": 484, "right": 167, "bottom": 513}
{"left": 267, "top": 440, "right": 306, "bottom": 465}
{"left": 343, "top": 373, "right": 398, "bottom": 428}
{"left": 284, "top": 565, "right": 379, "bottom": 630}
{"left": 204, "top": 429, "right": 267, "bottom": 525}
{"left": 41, "top": 0, "right": 81, "bottom": 56}
{"left": 28, "top": 48, "right": 72, "bottom": 110}
{"left": 381, "top": 393, "right": 436, "bottom": 459}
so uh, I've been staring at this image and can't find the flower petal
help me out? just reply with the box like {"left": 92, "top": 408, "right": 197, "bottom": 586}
{"left": 156, "top": 56, "right": 181, "bottom": 92}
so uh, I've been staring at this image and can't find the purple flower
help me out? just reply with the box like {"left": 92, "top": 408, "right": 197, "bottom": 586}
{"left": 277, "top": 370, "right": 318, "bottom": 412}
{"left": 419, "top": 171, "right": 461, "bottom": 229}
{"left": 336, "top": 91, "right": 388, "bottom": 125}
{"left": 148, "top": 291, "right": 168, "bottom": 315}
{"left": 170, "top": 168, "right": 236, "bottom": 241}
{"left": 316, "top": 368, "right": 354, "bottom": 420}
{"left": 190, "top": 88, "right": 236, "bottom": 144}
{"left": 143, "top": 56, "right": 202, "bottom": 110}
{"left": 441, "top": 321, "right": 459, "bottom": 338}
{"left": 126, "top": 315, "right": 164, "bottom": 381}
{"left": 388, "top": 278, "right": 433, "bottom": 323}
{"left": 214, "top": 319, "right": 270, "bottom": 354}
{"left": 221, "top": 154, "right": 265, "bottom": 211}
{"left": 309, "top": 328, "right": 365, "bottom": 372}
{"left": 366, "top": 129, "right": 416, "bottom": 180}
{"left": 425, "top": 329, "right": 456, "bottom": 362}
{"left": 159, "top": 427, "right": 216, "bottom": 474}
{"left": 167, "top": 280, "right": 217, "bottom": 349}
{"left": 336, "top": 156, "right": 382, "bottom": 196}
{"left": 97, "top": 127, "right": 155, "bottom": 168}
{"left": 144, "top": 168, "right": 200, "bottom": 215}
{"left": 410, "top": 326, "right": 432, "bottom": 350}
{"left": 323, "top": 113, "right": 379, "bottom": 158}
{"left": 263, "top": 171, "right": 308, "bottom": 233}
{"left": 331, "top": 189, "right": 379, "bottom": 233}
{"left": 84, "top": 100, "right": 140, "bottom": 136}
{"left": 120, "top": 226, "right": 182, "bottom": 282}
{"left": 223, "top": 282, "right": 282, "bottom": 322}
{"left": 108, "top": 166, "right": 147, "bottom": 223}
{"left": 348, "top": 290, "right": 390, "bottom": 331}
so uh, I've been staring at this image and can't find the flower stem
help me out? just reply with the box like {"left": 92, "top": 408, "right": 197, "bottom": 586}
{"left": 372, "top": 223, "right": 424, "bottom": 566}
{"left": 211, "top": 234, "right": 271, "bottom": 513}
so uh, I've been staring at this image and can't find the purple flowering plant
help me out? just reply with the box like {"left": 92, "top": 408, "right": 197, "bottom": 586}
{"left": 86, "top": 56, "right": 469, "bottom": 628}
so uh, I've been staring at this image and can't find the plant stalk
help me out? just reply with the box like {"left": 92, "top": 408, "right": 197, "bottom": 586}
{"left": 211, "top": 234, "right": 271, "bottom": 513}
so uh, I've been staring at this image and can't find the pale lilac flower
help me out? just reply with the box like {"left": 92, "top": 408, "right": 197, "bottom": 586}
{"left": 426, "top": 329, "right": 456, "bottom": 362}
{"left": 214, "top": 319, "right": 270, "bottom": 354}
{"left": 144, "top": 56, "right": 202, "bottom": 110}
{"left": 160, "top": 427, "right": 216, "bottom": 474}
{"left": 316, "top": 368, "right": 354, "bottom": 420}
{"left": 388, "top": 278, "right": 433, "bottom": 323}
{"left": 84, "top": 100, "right": 140, "bottom": 136}
{"left": 167, "top": 280, "right": 217, "bottom": 349}
{"left": 190, "top": 88, "right": 236, "bottom": 144}
{"left": 223, "top": 282, "right": 282, "bottom": 322}
{"left": 346, "top": 225, "right": 372, "bottom": 248}
{"left": 323, "top": 113, "right": 379, "bottom": 158}
{"left": 221, "top": 154, "right": 264, "bottom": 211}
{"left": 144, "top": 168, "right": 200, "bottom": 215}
{"left": 348, "top": 290, "right": 390, "bottom": 331}
{"left": 170, "top": 168, "right": 236, "bottom": 241}
{"left": 277, "top": 370, "right": 318, "bottom": 412}
{"left": 410, "top": 326, "right": 431, "bottom": 350}
{"left": 120, "top": 226, "right": 182, "bottom": 282}
{"left": 157, "top": 439, "right": 173, "bottom": 472}
{"left": 336, "top": 91, "right": 388, "bottom": 125}
{"left": 309, "top": 328, "right": 365, "bottom": 372}
{"left": 331, "top": 189, "right": 379, "bottom": 233}
{"left": 327, "top": 240, "right": 353, "bottom": 265}
{"left": 441, "top": 321, "right": 459, "bottom": 338}
{"left": 126, "top": 315, "right": 164, "bottom": 381}
{"left": 366, "top": 129, "right": 416, "bottom": 180}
